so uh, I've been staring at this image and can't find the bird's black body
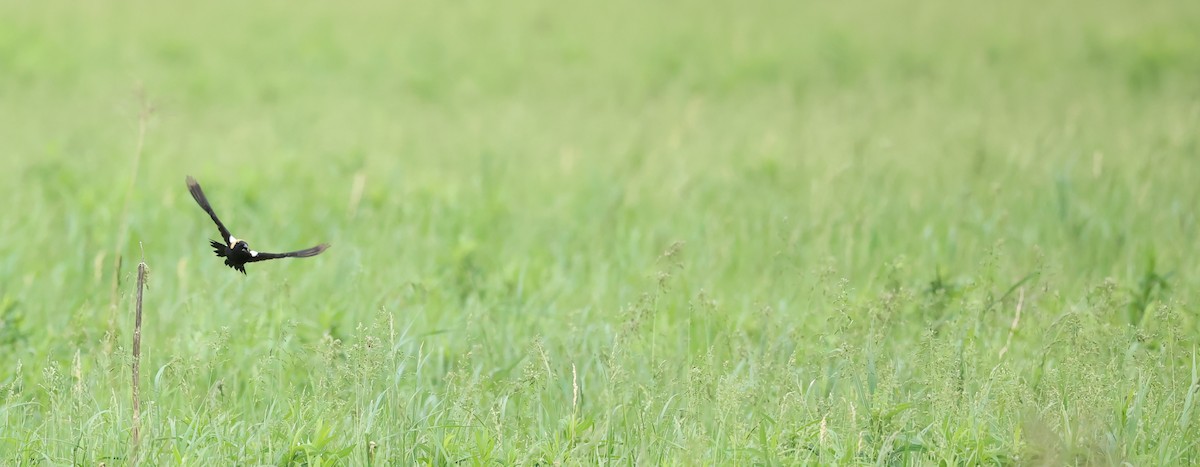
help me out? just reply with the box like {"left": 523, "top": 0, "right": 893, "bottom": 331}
{"left": 186, "top": 176, "right": 329, "bottom": 274}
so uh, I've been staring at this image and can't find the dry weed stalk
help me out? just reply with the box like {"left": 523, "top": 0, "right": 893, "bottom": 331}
{"left": 131, "top": 245, "right": 148, "bottom": 464}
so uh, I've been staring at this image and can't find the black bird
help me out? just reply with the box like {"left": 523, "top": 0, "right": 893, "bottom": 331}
{"left": 186, "top": 176, "right": 330, "bottom": 274}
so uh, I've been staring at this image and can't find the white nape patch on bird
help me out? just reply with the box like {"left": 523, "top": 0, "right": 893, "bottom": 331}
{"left": 228, "top": 236, "right": 239, "bottom": 246}
{"left": 250, "top": 250, "right": 258, "bottom": 257}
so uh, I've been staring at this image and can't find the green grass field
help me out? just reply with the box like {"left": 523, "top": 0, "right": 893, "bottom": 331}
{"left": 2, "top": 0, "right": 1200, "bottom": 464}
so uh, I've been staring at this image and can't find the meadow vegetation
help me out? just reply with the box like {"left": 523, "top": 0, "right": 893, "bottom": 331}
{"left": 1, "top": 0, "right": 1199, "bottom": 464}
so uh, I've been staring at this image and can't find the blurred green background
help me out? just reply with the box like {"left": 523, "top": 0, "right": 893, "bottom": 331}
{"left": 1, "top": 0, "right": 1199, "bottom": 464}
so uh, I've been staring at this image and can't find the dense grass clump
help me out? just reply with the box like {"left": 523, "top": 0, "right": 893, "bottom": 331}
{"left": 2, "top": 0, "right": 1199, "bottom": 464}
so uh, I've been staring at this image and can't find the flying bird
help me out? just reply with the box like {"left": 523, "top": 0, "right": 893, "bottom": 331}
{"left": 186, "top": 176, "right": 329, "bottom": 274}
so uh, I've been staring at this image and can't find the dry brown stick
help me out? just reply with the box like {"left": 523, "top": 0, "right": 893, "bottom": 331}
{"left": 131, "top": 244, "right": 147, "bottom": 464}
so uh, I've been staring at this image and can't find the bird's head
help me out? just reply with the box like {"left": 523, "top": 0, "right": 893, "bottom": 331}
{"left": 231, "top": 239, "right": 249, "bottom": 253}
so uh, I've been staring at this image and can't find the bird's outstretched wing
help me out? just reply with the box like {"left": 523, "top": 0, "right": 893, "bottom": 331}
{"left": 186, "top": 176, "right": 233, "bottom": 244}
{"left": 246, "top": 244, "right": 331, "bottom": 263}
